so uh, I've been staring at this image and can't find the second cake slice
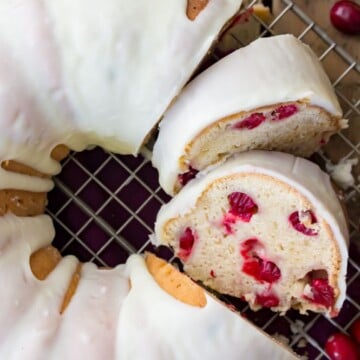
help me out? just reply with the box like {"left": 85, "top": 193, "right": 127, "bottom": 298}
{"left": 153, "top": 34, "right": 347, "bottom": 195}
{"left": 153, "top": 151, "right": 348, "bottom": 317}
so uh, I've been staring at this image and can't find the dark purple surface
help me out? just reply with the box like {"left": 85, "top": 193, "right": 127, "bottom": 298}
{"left": 47, "top": 147, "right": 360, "bottom": 360}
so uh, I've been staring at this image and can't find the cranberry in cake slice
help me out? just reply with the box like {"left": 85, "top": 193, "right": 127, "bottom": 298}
{"left": 152, "top": 35, "right": 347, "bottom": 196}
{"left": 153, "top": 151, "right": 349, "bottom": 317}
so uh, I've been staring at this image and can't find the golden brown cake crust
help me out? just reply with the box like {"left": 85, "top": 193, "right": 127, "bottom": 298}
{"left": 0, "top": 144, "right": 69, "bottom": 217}
{"left": 186, "top": 0, "right": 209, "bottom": 21}
{"left": 30, "top": 245, "right": 62, "bottom": 280}
{"left": 145, "top": 252, "right": 207, "bottom": 307}
{"left": 2, "top": 144, "right": 80, "bottom": 314}
{"left": 60, "top": 264, "right": 81, "bottom": 314}
{"left": 1, "top": 144, "right": 69, "bottom": 177}
{"left": 30, "top": 245, "right": 81, "bottom": 314}
{"left": 0, "top": 189, "right": 47, "bottom": 217}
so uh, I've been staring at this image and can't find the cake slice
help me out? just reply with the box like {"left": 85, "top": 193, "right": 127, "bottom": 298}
{"left": 117, "top": 253, "right": 298, "bottom": 359}
{"left": 152, "top": 34, "right": 347, "bottom": 195}
{"left": 153, "top": 151, "right": 349, "bottom": 317}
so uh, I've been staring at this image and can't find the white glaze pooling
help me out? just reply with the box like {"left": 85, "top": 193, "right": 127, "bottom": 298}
{"left": 152, "top": 34, "right": 344, "bottom": 195}
{"left": 0, "top": 214, "right": 296, "bottom": 359}
{"left": 0, "top": 0, "right": 242, "bottom": 193}
{"left": 117, "top": 254, "right": 297, "bottom": 360}
{"left": 154, "top": 151, "right": 349, "bottom": 314}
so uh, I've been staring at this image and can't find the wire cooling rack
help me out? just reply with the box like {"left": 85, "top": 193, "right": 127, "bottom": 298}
{"left": 47, "top": 1, "right": 360, "bottom": 359}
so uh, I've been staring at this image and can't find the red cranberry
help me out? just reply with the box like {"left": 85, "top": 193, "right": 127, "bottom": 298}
{"left": 240, "top": 239, "right": 281, "bottom": 283}
{"left": 289, "top": 210, "right": 318, "bottom": 236}
{"left": 325, "top": 333, "right": 359, "bottom": 360}
{"left": 210, "top": 270, "right": 216, "bottom": 278}
{"left": 240, "top": 238, "right": 260, "bottom": 259}
{"left": 242, "top": 259, "right": 261, "bottom": 279}
{"left": 330, "top": 1, "right": 360, "bottom": 35}
{"left": 178, "top": 166, "right": 199, "bottom": 187}
{"left": 272, "top": 104, "right": 298, "bottom": 121}
{"left": 255, "top": 293, "right": 280, "bottom": 308}
{"left": 350, "top": 319, "right": 360, "bottom": 343}
{"left": 178, "top": 227, "right": 196, "bottom": 261}
{"left": 222, "top": 212, "right": 237, "bottom": 234}
{"left": 228, "top": 192, "right": 258, "bottom": 222}
{"left": 233, "top": 113, "right": 266, "bottom": 130}
{"left": 242, "top": 258, "right": 281, "bottom": 283}
{"left": 258, "top": 258, "right": 281, "bottom": 283}
{"left": 304, "top": 278, "right": 335, "bottom": 308}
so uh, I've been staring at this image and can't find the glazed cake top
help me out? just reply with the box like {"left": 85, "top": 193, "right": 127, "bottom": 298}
{"left": 152, "top": 34, "right": 343, "bottom": 195}
{"left": 0, "top": 0, "right": 242, "bottom": 197}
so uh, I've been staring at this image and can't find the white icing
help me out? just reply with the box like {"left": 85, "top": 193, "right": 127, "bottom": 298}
{"left": 0, "top": 214, "right": 296, "bottom": 359}
{"left": 0, "top": 0, "right": 243, "bottom": 192}
{"left": 0, "top": 0, "right": 80, "bottom": 191}
{"left": 152, "top": 34, "right": 344, "bottom": 195}
{"left": 44, "top": 0, "right": 244, "bottom": 155}
{"left": 154, "top": 151, "right": 349, "bottom": 314}
{"left": 117, "top": 255, "right": 296, "bottom": 359}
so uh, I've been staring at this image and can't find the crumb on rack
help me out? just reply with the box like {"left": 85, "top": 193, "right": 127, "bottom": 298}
{"left": 290, "top": 319, "right": 305, "bottom": 335}
{"left": 326, "top": 158, "right": 358, "bottom": 190}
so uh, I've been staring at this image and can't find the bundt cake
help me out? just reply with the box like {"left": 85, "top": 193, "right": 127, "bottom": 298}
{"left": 152, "top": 34, "right": 347, "bottom": 195}
{"left": 1, "top": 1, "right": 306, "bottom": 358}
{"left": 0, "top": 1, "right": 349, "bottom": 358}
{"left": 154, "top": 151, "right": 349, "bottom": 317}
{"left": 0, "top": 218, "right": 297, "bottom": 359}
{"left": 0, "top": 0, "right": 242, "bottom": 157}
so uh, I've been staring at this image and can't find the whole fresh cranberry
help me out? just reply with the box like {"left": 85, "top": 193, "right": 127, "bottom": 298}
{"left": 330, "top": 1, "right": 360, "bottom": 35}
{"left": 325, "top": 333, "right": 358, "bottom": 360}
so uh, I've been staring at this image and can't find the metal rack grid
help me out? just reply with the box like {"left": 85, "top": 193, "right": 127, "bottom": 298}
{"left": 47, "top": 1, "right": 360, "bottom": 359}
